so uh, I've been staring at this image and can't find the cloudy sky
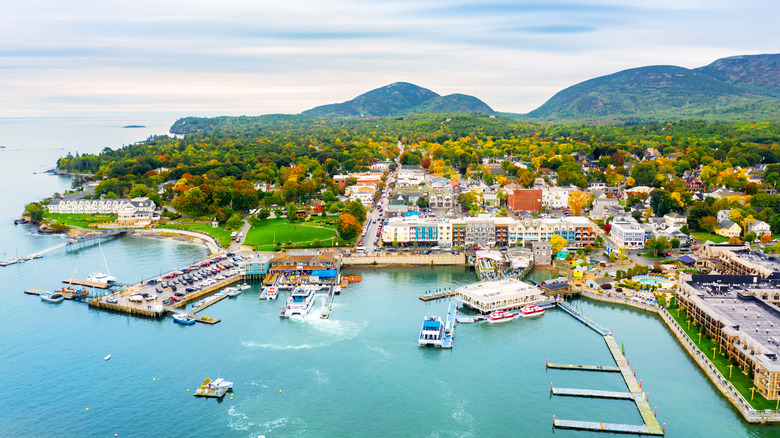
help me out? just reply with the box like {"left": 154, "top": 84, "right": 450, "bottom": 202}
{"left": 1, "top": 0, "right": 777, "bottom": 118}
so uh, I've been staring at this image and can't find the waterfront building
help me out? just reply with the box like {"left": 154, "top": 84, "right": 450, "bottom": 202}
{"left": 456, "top": 278, "right": 543, "bottom": 313}
{"left": 530, "top": 241, "right": 552, "bottom": 265}
{"left": 676, "top": 274, "right": 780, "bottom": 400}
{"left": 269, "top": 250, "right": 337, "bottom": 272}
{"left": 47, "top": 196, "right": 157, "bottom": 217}
{"left": 239, "top": 255, "right": 271, "bottom": 279}
{"left": 705, "top": 247, "right": 780, "bottom": 278}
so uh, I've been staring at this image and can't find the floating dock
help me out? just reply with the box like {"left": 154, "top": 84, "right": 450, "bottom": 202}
{"left": 546, "top": 362, "right": 620, "bottom": 372}
{"left": 553, "top": 418, "right": 656, "bottom": 435}
{"left": 194, "top": 378, "right": 230, "bottom": 398}
{"left": 419, "top": 290, "right": 457, "bottom": 301}
{"left": 24, "top": 288, "right": 50, "bottom": 296}
{"left": 193, "top": 314, "right": 220, "bottom": 324}
{"left": 441, "top": 302, "right": 457, "bottom": 349}
{"left": 551, "top": 386, "right": 633, "bottom": 400}
{"left": 320, "top": 287, "right": 335, "bottom": 319}
{"left": 62, "top": 279, "right": 112, "bottom": 289}
{"left": 191, "top": 291, "right": 231, "bottom": 314}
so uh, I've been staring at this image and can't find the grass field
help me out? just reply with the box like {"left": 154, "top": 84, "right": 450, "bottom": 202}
{"left": 690, "top": 232, "right": 729, "bottom": 244}
{"left": 245, "top": 218, "right": 343, "bottom": 251}
{"left": 157, "top": 221, "right": 238, "bottom": 247}
{"left": 669, "top": 300, "right": 775, "bottom": 410}
{"left": 44, "top": 213, "right": 117, "bottom": 228}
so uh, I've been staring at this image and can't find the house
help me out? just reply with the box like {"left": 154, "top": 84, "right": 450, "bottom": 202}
{"left": 716, "top": 220, "right": 741, "bottom": 238}
{"left": 347, "top": 185, "right": 376, "bottom": 206}
{"left": 530, "top": 241, "right": 552, "bottom": 265}
{"left": 663, "top": 213, "right": 688, "bottom": 228}
{"left": 749, "top": 220, "right": 771, "bottom": 237}
{"left": 683, "top": 169, "right": 705, "bottom": 191}
{"left": 586, "top": 277, "right": 616, "bottom": 291}
{"left": 645, "top": 148, "right": 662, "bottom": 159}
{"left": 482, "top": 193, "right": 500, "bottom": 207}
{"left": 590, "top": 198, "right": 620, "bottom": 221}
{"left": 717, "top": 210, "right": 732, "bottom": 223}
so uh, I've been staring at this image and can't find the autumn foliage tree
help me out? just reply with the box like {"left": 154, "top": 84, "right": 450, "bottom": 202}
{"left": 728, "top": 236, "right": 742, "bottom": 245}
{"left": 761, "top": 234, "right": 772, "bottom": 244}
{"left": 422, "top": 156, "right": 431, "bottom": 169}
{"left": 568, "top": 190, "right": 587, "bottom": 216}
{"left": 336, "top": 213, "right": 362, "bottom": 241}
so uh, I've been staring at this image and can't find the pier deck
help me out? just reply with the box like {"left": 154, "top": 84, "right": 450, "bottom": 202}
{"left": 441, "top": 302, "right": 457, "bottom": 349}
{"left": 63, "top": 279, "right": 112, "bottom": 289}
{"left": 546, "top": 363, "right": 620, "bottom": 372}
{"left": 419, "top": 290, "right": 456, "bottom": 301}
{"left": 551, "top": 387, "right": 633, "bottom": 400}
{"left": 192, "top": 291, "right": 231, "bottom": 314}
{"left": 24, "top": 288, "right": 50, "bottom": 295}
{"left": 553, "top": 419, "right": 653, "bottom": 435}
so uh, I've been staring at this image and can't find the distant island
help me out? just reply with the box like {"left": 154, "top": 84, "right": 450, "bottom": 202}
{"left": 122, "top": 125, "right": 146, "bottom": 128}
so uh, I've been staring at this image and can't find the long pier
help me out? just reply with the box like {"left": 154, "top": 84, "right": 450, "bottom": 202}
{"left": 441, "top": 302, "right": 457, "bottom": 349}
{"left": 550, "top": 301, "right": 665, "bottom": 436}
{"left": 62, "top": 278, "right": 112, "bottom": 289}
{"left": 546, "top": 362, "right": 620, "bottom": 372}
{"left": 419, "top": 290, "right": 457, "bottom": 301}
{"left": 2, "top": 230, "right": 126, "bottom": 267}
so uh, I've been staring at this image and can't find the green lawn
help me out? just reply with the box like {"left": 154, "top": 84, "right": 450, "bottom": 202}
{"left": 690, "top": 232, "right": 729, "bottom": 244}
{"left": 44, "top": 213, "right": 117, "bottom": 228}
{"left": 157, "top": 221, "right": 238, "bottom": 247}
{"left": 668, "top": 300, "right": 776, "bottom": 410}
{"left": 245, "top": 218, "right": 345, "bottom": 251}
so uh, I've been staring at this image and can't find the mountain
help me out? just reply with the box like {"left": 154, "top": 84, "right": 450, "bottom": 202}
{"left": 302, "top": 82, "right": 494, "bottom": 117}
{"left": 527, "top": 54, "right": 780, "bottom": 122}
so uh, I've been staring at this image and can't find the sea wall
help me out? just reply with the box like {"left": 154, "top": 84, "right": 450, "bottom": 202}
{"left": 341, "top": 253, "right": 467, "bottom": 266}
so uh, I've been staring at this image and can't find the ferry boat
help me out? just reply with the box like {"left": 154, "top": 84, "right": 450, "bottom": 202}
{"left": 266, "top": 286, "right": 278, "bottom": 300}
{"left": 520, "top": 304, "right": 545, "bottom": 318}
{"left": 487, "top": 310, "right": 517, "bottom": 324}
{"left": 280, "top": 286, "right": 316, "bottom": 318}
{"left": 418, "top": 316, "right": 444, "bottom": 346}
{"left": 173, "top": 313, "right": 196, "bottom": 325}
{"left": 40, "top": 292, "right": 65, "bottom": 303}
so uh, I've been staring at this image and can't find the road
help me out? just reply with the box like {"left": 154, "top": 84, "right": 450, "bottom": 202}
{"left": 230, "top": 220, "right": 253, "bottom": 251}
{"left": 361, "top": 193, "right": 389, "bottom": 252}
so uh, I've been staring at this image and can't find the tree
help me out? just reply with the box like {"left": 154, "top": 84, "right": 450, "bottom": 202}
{"left": 226, "top": 213, "right": 243, "bottom": 230}
{"left": 631, "top": 162, "right": 657, "bottom": 187}
{"left": 24, "top": 203, "right": 45, "bottom": 222}
{"left": 631, "top": 210, "right": 643, "bottom": 223}
{"left": 670, "top": 238, "right": 680, "bottom": 249}
{"left": 416, "top": 196, "right": 429, "bottom": 209}
{"left": 650, "top": 189, "right": 674, "bottom": 217}
{"left": 728, "top": 236, "right": 742, "bottom": 245}
{"left": 687, "top": 203, "right": 717, "bottom": 230}
{"left": 257, "top": 208, "right": 270, "bottom": 222}
{"left": 422, "top": 156, "right": 431, "bottom": 169}
{"left": 346, "top": 201, "right": 367, "bottom": 222}
{"left": 744, "top": 232, "right": 756, "bottom": 243}
{"left": 761, "top": 234, "right": 772, "bottom": 244}
{"left": 568, "top": 190, "right": 586, "bottom": 216}
{"left": 698, "top": 216, "right": 719, "bottom": 233}
{"left": 336, "top": 213, "right": 362, "bottom": 241}
{"left": 645, "top": 236, "right": 670, "bottom": 257}
{"left": 328, "top": 204, "right": 340, "bottom": 214}
{"left": 550, "top": 234, "right": 567, "bottom": 253}
{"left": 680, "top": 224, "right": 689, "bottom": 235}
{"left": 286, "top": 202, "right": 297, "bottom": 221}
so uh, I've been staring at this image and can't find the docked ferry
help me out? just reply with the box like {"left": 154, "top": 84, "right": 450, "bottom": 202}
{"left": 418, "top": 316, "right": 444, "bottom": 346}
{"left": 280, "top": 286, "right": 316, "bottom": 318}
{"left": 265, "top": 286, "right": 278, "bottom": 300}
{"left": 520, "top": 304, "right": 545, "bottom": 318}
{"left": 487, "top": 310, "right": 517, "bottom": 324}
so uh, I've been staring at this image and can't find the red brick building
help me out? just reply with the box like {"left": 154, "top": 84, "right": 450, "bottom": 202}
{"left": 507, "top": 188, "right": 542, "bottom": 212}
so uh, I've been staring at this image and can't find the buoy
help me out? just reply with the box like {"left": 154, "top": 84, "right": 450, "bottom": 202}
{"left": 279, "top": 389, "right": 283, "bottom": 393}
{"left": 187, "top": 389, "right": 190, "bottom": 392}
{"left": 153, "top": 378, "right": 156, "bottom": 381}
{"left": 86, "top": 408, "right": 89, "bottom": 411}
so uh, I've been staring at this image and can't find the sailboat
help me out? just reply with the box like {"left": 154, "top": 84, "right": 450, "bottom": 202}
{"left": 87, "top": 240, "right": 116, "bottom": 285}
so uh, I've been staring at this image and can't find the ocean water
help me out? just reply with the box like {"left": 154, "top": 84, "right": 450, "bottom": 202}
{"left": 0, "top": 118, "right": 777, "bottom": 437}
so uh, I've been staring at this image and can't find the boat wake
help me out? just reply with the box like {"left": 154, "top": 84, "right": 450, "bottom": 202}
{"left": 366, "top": 344, "right": 392, "bottom": 360}
{"left": 227, "top": 406, "right": 255, "bottom": 431}
{"left": 241, "top": 341, "right": 326, "bottom": 350}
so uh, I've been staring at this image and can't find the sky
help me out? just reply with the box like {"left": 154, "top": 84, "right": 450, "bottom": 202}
{"left": 0, "top": 0, "right": 777, "bottom": 119}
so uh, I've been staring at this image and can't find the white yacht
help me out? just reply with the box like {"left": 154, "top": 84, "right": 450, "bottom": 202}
{"left": 87, "top": 271, "right": 117, "bottom": 285}
{"left": 418, "top": 316, "right": 444, "bottom": 347}
{"left": 280, "top": 286, "right": 316, "bottom": 318}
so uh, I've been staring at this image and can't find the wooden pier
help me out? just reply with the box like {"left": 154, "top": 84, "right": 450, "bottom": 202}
{"left": 24, "top": 288, "right": 50, "bottom": 296}
{"left": 193, "top": 314, "right": 220, "bottom": 324}
{"left": 62, "top": 278, "right": 112, "bottom": 289}
{"left": 191, "top": 291, "right": 231, "bottom": 314}
{"left": 551, "top": 386, "right": 633, "bottom": 400}
{"left": 419, "top": 290, "right": 457, "bottom": 301}
{"left": 546, "top": 362, "right": 620, "bottom": 372}
{"left": 553, "top": 418, "right": 656, "bottom": 435}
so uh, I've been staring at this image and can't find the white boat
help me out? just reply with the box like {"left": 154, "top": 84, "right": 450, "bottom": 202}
{"left": 418, "top": 316, "right": 444, "bottom": 346}
{"left": 456, "top": 315, "right": 477, "bottom": 323}
{"left": 173, "top": 313, "right": 196, "bottom": 325}
{"left": 228, "top": 288, "right": 242, "bottom": 297}
{"left": 104, "top": 354, "right": 111, "bottom": 361}
{"left": 266, "top": 286, "right": 278, "bottom": 300}
{"left": 41, "top": 292, "right": 65, "bottom": 303}
{"left": 211, "top": 378, "right": 233, "bottom": 390}
{"left": 87, "top": 271, "right": 117, "bottom": 285}
{"left": 487, "top": 310, "right": 517, "bottom": 324}
{"left": 520, "top": 304, "right": 545, "bottom": 318}
{"left": 239, "top": 283, "right": 251, "bottom": 291}
{"left": 280, "top": 286, "right": 316, "bottom": 318}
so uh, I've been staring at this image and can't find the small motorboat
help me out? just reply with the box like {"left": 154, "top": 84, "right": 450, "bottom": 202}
{"left": 41, "top": 292, "right": 65, "bottom": 303}
{"left": 212, "top": 378, "right": 233, "bottom": 390}
{"left": 487, "top": 310, "right": 517, "bottom": 324}
{"left": 228, "top": 288, "right": 242, "bottom": 297}
{"left": 239, "top": 283, "right": 251, "bottom": 291}
{"left": 173, "top": 313, "right": 196, "bottom": 325}
{"left": 456, "top": 316, "right": 477, "bottom": 323}
{"left": 104, "top": 354, "right": 111, "bottom": 361}
{"left": 520, "top": 304, "right": 545, "bottom": 318}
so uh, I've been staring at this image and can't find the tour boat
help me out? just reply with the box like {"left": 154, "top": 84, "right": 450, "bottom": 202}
{"left": 173, "top": 313, "right": 196, "bottom": 325}
{"left": 520, "top": 304, "right": 545, "bottom": 318}
{"left": 487, "top": 310, "right": 517, "bottom": 324}
{"left": 266, "top": 286, "right": 278, "bottom": 300}
{"left": 40, "top": 292, "right": 64, "bottom": 303}
{"left": 418, "top": 316, "right": 444, "bottom": 346}
{"left": 280, "top": 286, "right": 316, "bottom": 318}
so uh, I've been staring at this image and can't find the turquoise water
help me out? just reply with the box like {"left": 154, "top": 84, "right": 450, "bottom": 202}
{"left": 636, "top": 276, "right": 675, "bottom": 288}
{"left": 1, "top": 118, "right": 779, "bottom": 437}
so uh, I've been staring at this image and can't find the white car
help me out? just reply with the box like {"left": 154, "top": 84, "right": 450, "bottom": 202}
{"left": 128, "top": 295, "right": 143, "bottom": 302}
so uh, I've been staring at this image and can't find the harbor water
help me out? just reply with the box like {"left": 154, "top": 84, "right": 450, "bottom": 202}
{"left": 0, "top": 118, "right": 778, "bottom": 437}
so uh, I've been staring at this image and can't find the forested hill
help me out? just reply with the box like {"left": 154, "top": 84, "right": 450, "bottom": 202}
{"left": 301, "top": 82, "right": 494, "bottom": 117}
{"left": 527, "top": 54, "right": 780, "bottom": 123}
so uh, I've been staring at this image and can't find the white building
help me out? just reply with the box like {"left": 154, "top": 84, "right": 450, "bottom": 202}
{"left": 48, "top": 197, "right": 156, "bottom": 217}
{"left": 749, "top": 220, "right": 772, "bottom": 237}
{"left": 348, "top": 185, "right": 376, "bottom": 206}
{"left": 542, "top": 187, "right": 574, "bottom": 209}
{"left": 610, "top": 217, "right": 653, "bottom": 249}
{"left": 456, "top": 279, "right": 544, "bottom": 313}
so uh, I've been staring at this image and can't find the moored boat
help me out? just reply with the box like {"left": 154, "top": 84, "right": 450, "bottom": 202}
{"left": 87, "top": 271, "right": 117, "bottom": 285}
{"left": 520, "top": 304, "right": 545, "bottom": 318}
{"left": 228, "top": 288, "right": 242, "bottom": 297}
{"left": 266, "top": 286, "right": 278, "bottom": 300}
{"left": 173, "top": 313, "right": 196, "bottom": 325}
{"left": 280, "top": 286, "right": 316, "bottom": 318}
{"left": 57, "top": 287, "right": 89, "bottom": 300}
{"left": 455, "top": 315, "right": 476, "bottom": 323}
{"left": 239, "top": 283, "right": 251, "bottom": 291}
{"left": 418, "top": 316, "right": 444, "bottom": 346}
{"left": 212, "top": 377, "right": 233, "bottom": 390}
{"left": 487, "top": 310, "right": 517, "bottom": 324}
{"left": 41, "top": 292, "right": 65, "bottom": 303}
